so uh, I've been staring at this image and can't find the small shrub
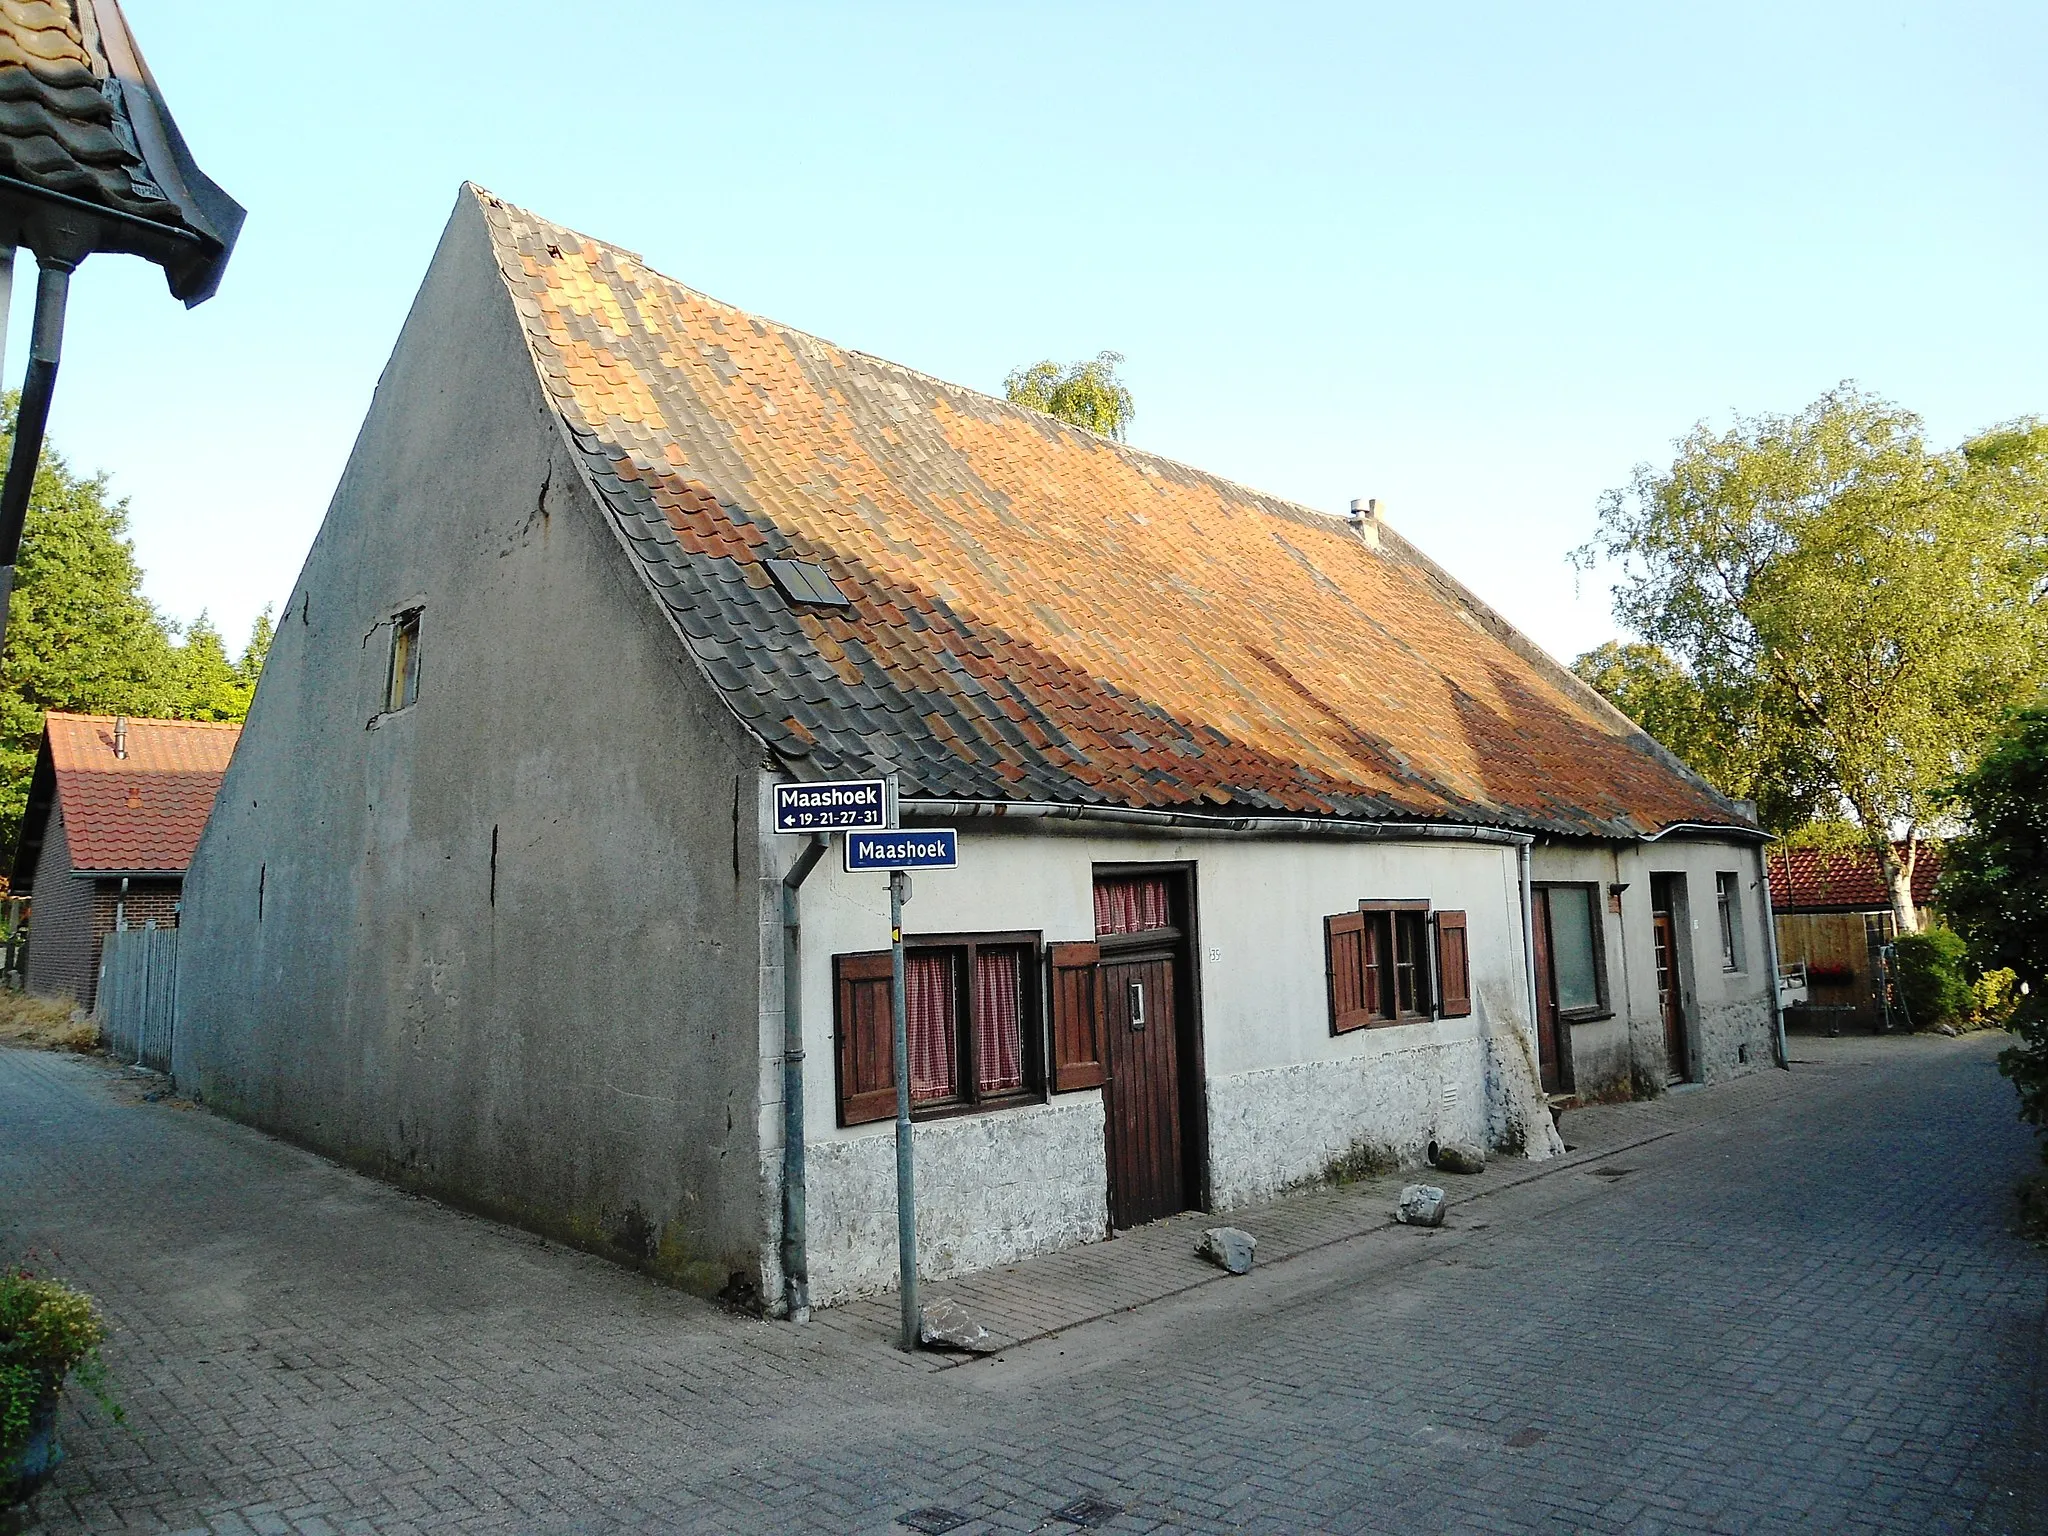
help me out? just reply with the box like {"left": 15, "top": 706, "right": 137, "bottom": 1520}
{"left": 0, "top": 1265, "right": 121, "bottom": 1456}
{"left": 1891, "top": 929, "right": 1971, "bottom": 1028}
{"left": 1970, "top": 969, "right": 2022, "bottom": 1030}
{"left": 0, "top": 991, "right": 97, "bottom": 1054}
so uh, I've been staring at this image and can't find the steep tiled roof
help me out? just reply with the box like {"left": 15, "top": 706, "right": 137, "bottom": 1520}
{"left": 39, "top": 712, "right": 238, "bottom": 873}
{"left": 1768, "top": 844, "right": 1941, "bottom": 914}
{"left": 477, "top": 189, "right": 1749, "bottom": 840}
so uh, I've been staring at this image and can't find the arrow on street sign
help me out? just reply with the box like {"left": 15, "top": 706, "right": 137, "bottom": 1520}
{"left": 774, "top": 778, "right": 886, "bottom": 833}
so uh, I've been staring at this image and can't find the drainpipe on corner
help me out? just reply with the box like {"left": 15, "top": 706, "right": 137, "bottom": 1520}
{"left": 1756, "top": 841, "right": 1791, "bottom": 1070}
{"left": 1519, "top": 840, "right": 1540, "bottom": 1061}
{"left": 779, "top": 832, "right": 829, "bottom": 1322}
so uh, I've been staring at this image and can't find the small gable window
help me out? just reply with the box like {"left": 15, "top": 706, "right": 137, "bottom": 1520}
{"left": 386, "top": 608, "right": 422, "bottom": 712}
{"left": 766, "top": 559, "right": 850, "bottom": 608}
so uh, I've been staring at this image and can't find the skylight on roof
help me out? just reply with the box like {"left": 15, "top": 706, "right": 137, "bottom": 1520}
{"left": 766, "top": 559, "right": 851, "bottom": 608}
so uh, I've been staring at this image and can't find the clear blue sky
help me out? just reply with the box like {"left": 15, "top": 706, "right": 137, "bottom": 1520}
{"left": 22, "top": 0, "right": 2046, "bottom": 664}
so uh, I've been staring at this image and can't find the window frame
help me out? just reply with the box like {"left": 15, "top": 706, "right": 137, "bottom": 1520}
{"left": 1327, "top": 899, "right": 1437, "bottom": 1031}
{"left": 385, "top": 607, "right": 422, "bottom": 713}
{"left": 1715, "top": 871, "right": 1746, "bottom": 972}
{"left": 834, "top": 930, "right": 1045, "bottom": 1127}
{"left": 1532, "top": 880, "right": 1611, "bottom": 1023}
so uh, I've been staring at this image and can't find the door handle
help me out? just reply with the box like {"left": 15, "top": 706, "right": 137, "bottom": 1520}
{"left": 1129, "top": 980, "right": 1145, "bottom": 1031}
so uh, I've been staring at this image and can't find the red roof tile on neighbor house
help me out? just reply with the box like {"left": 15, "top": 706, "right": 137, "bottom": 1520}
{"left": 472, "top": 189, "right": 1752, "bottom": 841}
{"left": 44, "top": 712, "right": 238, "bottom": 872}
{"left": 1767, "top": 843, "right": 1942, "bottom": 914}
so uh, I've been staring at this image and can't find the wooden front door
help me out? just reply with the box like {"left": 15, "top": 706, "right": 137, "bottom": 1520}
{"left": 1653, "top": 910, "right": 1689, "bottom": 1082}
{"left": 1102, "top": 950, "right": 1184, "bottom": 1229}
{"left": 1530, "top": 891, "right": 1564, "bottom": 1094}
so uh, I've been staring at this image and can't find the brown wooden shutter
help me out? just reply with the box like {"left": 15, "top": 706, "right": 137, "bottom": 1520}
{"left": 1326, "top": 911, "right": 1371, "bottom": 1033}
{"left": 1434, "top": 910, "right": 1471, "bottom": 1018}
{"left": 834, "top": 950, "right": 897, "bottom": 1125}
{"left": 1049, "top": 941, "right": 1106, "bottom": 1091}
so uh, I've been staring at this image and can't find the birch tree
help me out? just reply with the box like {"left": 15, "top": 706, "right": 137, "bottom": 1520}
{"left": 1576, "top": 387, "right": 2048, "bottom": 933}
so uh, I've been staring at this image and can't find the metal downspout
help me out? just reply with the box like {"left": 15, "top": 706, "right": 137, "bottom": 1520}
{"left": 1519, "top": 840, "right": 1540, "bottom": 1066}
{"left": 0, "top": 258, "right": 75, "bottom": 658}
{"left": 779, "top": 833, "right": 828, "bottom": 1322}
{"left": 1756, "top": 841, "right": 1791, "bottom": 1070}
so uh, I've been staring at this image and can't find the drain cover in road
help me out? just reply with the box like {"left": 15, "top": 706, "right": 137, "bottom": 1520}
{"left": 901, "top": 1508, "right": 971, "bottom": 1533}
{"left": 1051, "top": 1495, "right": 1123, "bottom": 1527}
{"left": 1589, "top": 1167, "right": 1635, "bottom": 1179}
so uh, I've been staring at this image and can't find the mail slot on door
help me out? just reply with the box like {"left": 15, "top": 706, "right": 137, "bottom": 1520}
{"left": 1129, "top": 980, "right": 1145, "bottom": 1031}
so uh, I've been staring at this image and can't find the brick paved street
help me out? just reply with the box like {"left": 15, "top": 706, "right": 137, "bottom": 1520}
{"left": 3, "top": 1034, "right": 2042, "bottom": 1535}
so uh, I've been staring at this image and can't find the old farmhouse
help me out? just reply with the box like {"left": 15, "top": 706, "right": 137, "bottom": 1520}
{"left": 174, "top": 187, "right": 1781, "bottom": 1311}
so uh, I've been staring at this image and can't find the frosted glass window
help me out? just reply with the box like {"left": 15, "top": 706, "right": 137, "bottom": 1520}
{"left": 1549, "top": 886, "right": 1602, "bottom": 1012}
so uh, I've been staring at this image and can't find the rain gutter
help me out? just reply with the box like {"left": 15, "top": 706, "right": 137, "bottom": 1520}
{"left": 1641, "top": 821, "right": 1773, "bottom": 844}
{"left": 903, "top": 798, "right": 1534, "bottom": 849}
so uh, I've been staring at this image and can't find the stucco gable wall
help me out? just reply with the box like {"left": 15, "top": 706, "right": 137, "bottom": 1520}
{"left": 173, "top": 191, "right": 768, "bottom": 1294}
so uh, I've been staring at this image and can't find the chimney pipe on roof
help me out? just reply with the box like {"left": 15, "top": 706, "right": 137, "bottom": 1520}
{"left": 1347, "top": 498, "right": 1382, "bottom": 552}
{"left": 113, "top": 716, "right": 128, "bottom": 759}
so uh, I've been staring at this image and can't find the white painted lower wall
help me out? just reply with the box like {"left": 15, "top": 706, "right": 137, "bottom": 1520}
{"left": 1205, "top": 1021, "right": 1487, "bottom": 1208}
{"left": 801, "top": 1095, "right": 1108, "bottom": 1308}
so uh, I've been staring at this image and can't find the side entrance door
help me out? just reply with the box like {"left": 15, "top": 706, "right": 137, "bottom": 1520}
{"left": 1652, "top": 909, "right": 1689, "bottom": 1083}
{"left": 1529, "top": 890, "right": 1565, "bottom": 1094}
{"left": 1093, "top": 869, "right": 1200, "bottom": 1231}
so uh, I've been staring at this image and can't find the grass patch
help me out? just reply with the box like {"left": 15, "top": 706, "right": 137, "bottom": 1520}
{"left": 1323, "top": 1137, "right": 1399, "bottom": 1185}
{"left": 0, "top": 988, "right": 98, "bottom": 1054}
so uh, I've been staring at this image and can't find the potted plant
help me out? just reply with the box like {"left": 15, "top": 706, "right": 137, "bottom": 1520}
{"left": 2, "top": 1264, "right": 120, "bottom": 1522}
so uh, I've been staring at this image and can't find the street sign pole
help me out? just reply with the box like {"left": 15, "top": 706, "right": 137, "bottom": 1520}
{"left": 887, "top": 774, "right": 920, "bottom": 1349}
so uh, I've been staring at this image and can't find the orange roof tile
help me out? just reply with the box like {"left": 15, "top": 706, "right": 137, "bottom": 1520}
{"left": 1767, "top": 844, "right": 1941, "bottom": 914}
{"left": 42, "top": 712, "right": 238, "bottom": 873}
{"left": 476, "top": 188, "right": 1750, "bottom": 840}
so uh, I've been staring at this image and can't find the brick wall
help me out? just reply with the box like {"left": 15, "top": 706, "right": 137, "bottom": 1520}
{"left": 21, "top": 807, "right": 182, "bottom": 1010}
{"left": 24, "top": 811, "right": 95, "bottom": 1005}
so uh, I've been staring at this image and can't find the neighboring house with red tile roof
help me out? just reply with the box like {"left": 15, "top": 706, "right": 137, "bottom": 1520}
{"left": 1768, "top": 843, "right": 1942, "bottom": 1032}
{"left": 174, "top": 187, "right": 1782, "bottom": 1313}
{"left": 11, "top": 711, "right": 238, "bottom": 1007}
{"left": 1767, "top": 843, "right": 1941, "bottom": 916}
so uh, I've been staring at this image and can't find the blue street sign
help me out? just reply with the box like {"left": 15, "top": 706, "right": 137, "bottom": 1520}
{"left": 774, "top": 778, "right": 886, "bottom": 833}
{"left": 845, "top": 828, "right": 959, "bottom": 872}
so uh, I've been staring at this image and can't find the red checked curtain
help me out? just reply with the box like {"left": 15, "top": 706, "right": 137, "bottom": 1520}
{"left": 974, "top": 948, "right": 1024, "bottom": 1094}
{"left": 1094, "top": 875, "right": 1171, "bottom": 936}
{"left": 906, "top": 952, "right": 957, "bottom": 1103}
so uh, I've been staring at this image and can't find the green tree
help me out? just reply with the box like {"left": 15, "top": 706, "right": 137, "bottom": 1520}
{"left": 237, "top": 604, "right": 273, "bottom": 691}
{"left": 1003, "top": 351, "right": 1135, "bottom": 440}
{"left": 1940, "top": 703, "right": 2048, "bottom": 1149}
{"left": 165, "top": 612, "right": 253, "bottom": 722}
{"left": 1569, "top": 640, "right": 1825, "bottom": 831}
{"left": 1575, "top": 387, "right": 2048, "bottom": 932}
{"left": 0, "top": 403, "right": 269, "bottom": 854}
{"left": 0, "top": 409, "right": 181, "bottom": 849}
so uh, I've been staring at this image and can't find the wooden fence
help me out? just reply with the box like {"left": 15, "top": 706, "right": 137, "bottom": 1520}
{"left": 97, "top": 926, "right": 179, "bottom": 1071}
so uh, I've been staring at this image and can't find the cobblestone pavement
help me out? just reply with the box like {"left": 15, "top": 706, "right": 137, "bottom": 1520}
{"left": 3, "top": 1034, "right": 2041, "bottom": 1535}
